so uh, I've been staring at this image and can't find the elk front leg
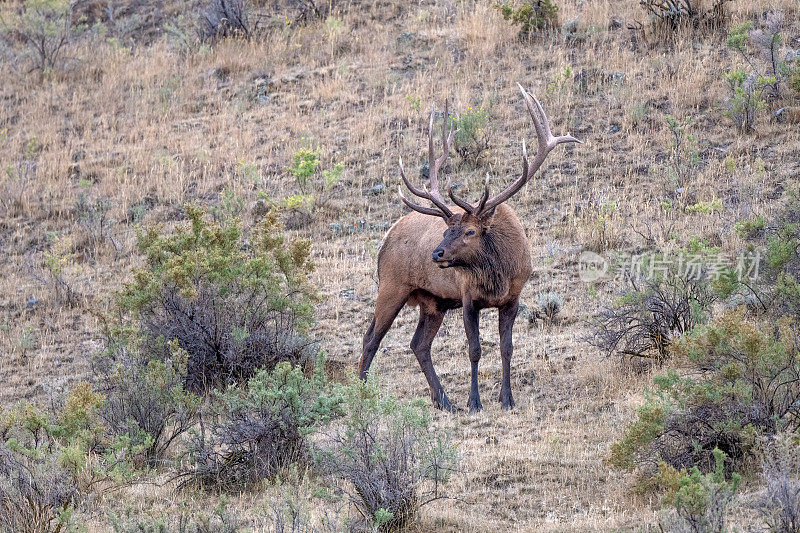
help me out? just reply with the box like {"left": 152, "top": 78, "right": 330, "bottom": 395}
{"left": 498, "top": 299, "right": 518, "bottom": 410}
{"left": 410, "top": 306, "right": 455, "bottom": 412}
{"left": 463, "top": 299, "right": 483, "bottom": 413}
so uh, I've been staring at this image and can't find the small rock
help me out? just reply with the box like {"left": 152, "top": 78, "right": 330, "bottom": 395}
{"left": 776, "top": 107, "right": 800, "bottom": 124}
{"left": 485, "top": 436, "right": 499, "bottom": 445}
{"left": 339, "top": 288, "right": 356, "bottom": 300}
{"left": 26, "top": 295, "right": 38, "bottom": 309}
{"left": 253, "top": 76, "right": 270, "bottom": 104}
{"left": 367, "top": 183, "right": 385, "bottom": 195}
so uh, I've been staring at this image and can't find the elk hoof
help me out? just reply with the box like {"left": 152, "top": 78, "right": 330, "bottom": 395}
{"left": 433, "top": 393, "right": 458, "bottom": 413}
{"left": 468, "top": 397, "right": 483, "bottom": 413}
{"left": 499, "top": 392, "right": 515, "bottom": 411}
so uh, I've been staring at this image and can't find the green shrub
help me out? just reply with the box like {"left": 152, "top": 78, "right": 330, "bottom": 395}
{"left": 109, "top": 497, "right": 242, "bottom": 533}
{"left": 659, "top": 448, "right": 741, "bottom": 533}
{"left": 685, "top": 198, "right": 722, "bottom": 215}
{"left": 724, "top": 67, "right": 769, "bottom": 133}
{"left": 611, "top": 311, "right": 800, "bottom": 482}
{"left": 285, "top": 149, "right": 320, "bottom": 193}
{"left": 495, "top": 0, "right": 558, "bottom": 36}
{"left": 180, "top": 360, "right": 340, "bottom": 490}
{"left": 0, "top": 384, "right": 132, "bottom": 533}
{"left": 114, "top": 205, "right": 316, "bottom": 393}
{"left": 316, "top": 376, "right": 458, "bottom": 532}
{"left": 94, "top": 339, "right": 200, "bottom": 463}
{"left": 734, "top": 189, "right": 800, "bottom": 316}
{"left": 0, "top": 443, "right": 76, "bottom": 533}
{"left": 664, "top": 114, "right": 700, "bottom": 192}
{"left": 734, "top": 215, "right": 766, "bottom": 239}
{"left": 727, "top": 12, "right": 797, "bottom": 100}
{"left": 0, "top": 0, "right": 77, "bottom": 71}
{"left": 536, "top": 291, "right": 563, "bottom": 324}
{"left": 284, "top": 148, "right": 343, "bottom": 217}
{"left": 451, "top": 106, "right": 490, "bottom": 166}
{"left": 789, "top": 67, "right": 800, "bottom": 94}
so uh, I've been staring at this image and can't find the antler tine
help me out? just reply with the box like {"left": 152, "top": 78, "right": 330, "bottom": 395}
{"left": 523, "top": 85, "right": 582, "bottom": 148}
{"left": 428, "top": 99, "right": 456, "bottom": 203}
{"left": 397, "top": 101, "right": 457, "bottom": 220}
{"left": 518, "top": 83, "right": 552, "bottom": 150}
{"left": 398, "top": 156, "right": 426, "bottom": 198}
{"left": 399, "top": 156, "right": 453, "bottom": 218}
{"left": 448, "top": 184, "right": 476, "bottom": 213}
{"left": 480, "top": 84, "right": 581, "bottom": 214}
{"left": 398, "top": 184, "right": 448, "bottom": 219}
{"left": 475, "top": 174, "right": 491, "bottom": 213}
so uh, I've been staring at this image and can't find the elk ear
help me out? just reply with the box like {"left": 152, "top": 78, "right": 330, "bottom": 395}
{"left": 478, "top": 207, "right": 496, "bottom": 231}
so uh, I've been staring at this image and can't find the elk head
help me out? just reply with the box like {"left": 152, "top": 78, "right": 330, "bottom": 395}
{"left": 399, "top": 84, "right": 581, "bottom": 268}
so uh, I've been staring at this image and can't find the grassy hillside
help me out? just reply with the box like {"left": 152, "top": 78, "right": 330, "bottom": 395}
{"left": 1, "top": 0, "right": 800, "bottom": 530}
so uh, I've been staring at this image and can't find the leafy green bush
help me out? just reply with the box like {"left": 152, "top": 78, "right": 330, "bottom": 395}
{"left": 285, "top": 149, "right": 320, "bottom": 193}
{"left": 451, "top": 106, "right": 490, "bottom": 166}
{"left": 284, "top": 148, "right": 343, "bottom": 221}
{"left": 724, "top": 67, "right": 769, "bottom": 133}
{"left": 114, "top": 206, "right": 316, "bottom": 393}
{"left": 659, "top": 448, "right": 741, "bottom": 533}
{"left": 734, "top": 215, "right": 766, "bottom": 239}
{"left": 0, "top": 443, "right": 76, "bottom": 533}
{"left": 316, "top": 377, "right": 458, "bottom": 532}
{"left": 536, "top": 291, "right": 563, "bottom": 324}
{"left": 495, "top": 0, "right": 558, "bottom": 36}
{"left": 727, "top": 12, "right": 798, "bottom": 100}
{"left": 94, "top": 339, "right": 200, "bottom": 463}
{"left": 180, "top": 360, "right": 340, "bottom": 490}
{"left": 109, "top": 498, "right": 242, "bottom": 533}
{"left": 737, "top": 189, "right": 800, "bottom": 316}
{"left": 0, "top": 384, "right": 129, "bottom": 533}
{"left": 611, "top": 311, "right": 800, "bottom": 482}
{"left": 0, "top": 0, "right": 77, "bottom": 71}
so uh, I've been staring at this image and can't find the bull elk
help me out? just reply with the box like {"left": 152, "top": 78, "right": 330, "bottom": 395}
{"left": 359, "top": 85, "right": 580, "bottom": 412}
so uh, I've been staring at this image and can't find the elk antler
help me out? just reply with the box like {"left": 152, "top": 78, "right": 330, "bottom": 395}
{"left": 448, "top": 84, "right": 581, "bottom": 216}
{"left": 398, "top": 100, "right": 456, "bottom": 220}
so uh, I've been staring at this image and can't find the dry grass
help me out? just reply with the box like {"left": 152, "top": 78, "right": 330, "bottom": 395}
{"left": 2, "top": 0, "right": 800, "bottom": 529}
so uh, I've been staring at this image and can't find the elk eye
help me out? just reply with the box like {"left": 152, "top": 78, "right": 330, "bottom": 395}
{"left": 465, "top": 229, "right": 475, "bottom": 237}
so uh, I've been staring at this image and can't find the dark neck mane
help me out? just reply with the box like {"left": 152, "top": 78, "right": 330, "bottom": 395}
{"left": 459, "top": 222, "right": 521, "bottom": 300}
